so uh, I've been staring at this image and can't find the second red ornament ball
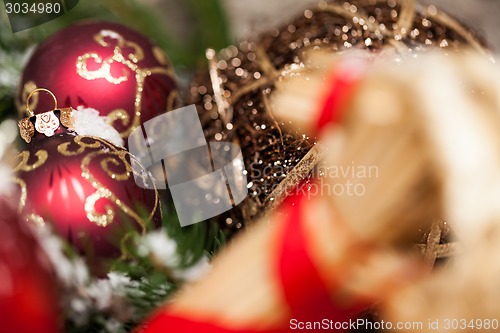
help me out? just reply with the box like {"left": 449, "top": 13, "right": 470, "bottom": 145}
{"left": 17, "top": 21, "right": 179, "bottom": 139}
{"left": 15, "top": 131, "right": 162, "bottom": 273}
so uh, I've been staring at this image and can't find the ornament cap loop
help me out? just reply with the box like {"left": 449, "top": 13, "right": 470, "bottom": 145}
{"left": 26, "top": 88, "right": 58, "bottom": 117}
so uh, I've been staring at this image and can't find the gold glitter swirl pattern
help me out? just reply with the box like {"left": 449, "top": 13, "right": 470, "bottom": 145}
{"left": 57, "top": 136, "right": 159, "bottom": 229}
{"left": 152, "top": 46, "right": 169, "bottom": 65}
{"left": 76, "top": 29, "right": 178, "bottom": 137}
{"left": 84, "top": 186, "right": 116, "bottom": 227}
{"left": 95, "top": 29, "right": 144, "bottom": 63}
{"left": 15, "top": 150, "right": 48, "bottom": 172}
{"left": 100, "top": 153, "right": 132, "bottom": 181}
{"left": 57, "top": 136, "right": 102, "bottom": 156}
{"left": 11, "top": 177, "right": 45, "bottom": 227}
{"left": 16, "top": 81, "right": 38, "bottom": 117}
{"left": 107, "top": 109, "right": 131, "bottom": 129}
{"left": 13, "top": 152, "right": 49, "bottom": 221}
{"left": 76, "top": 53, "right": 129, "bottom": 85}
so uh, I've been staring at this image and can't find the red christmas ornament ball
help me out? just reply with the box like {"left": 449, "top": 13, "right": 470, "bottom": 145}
{"left": 0, "top": 198, "right": 61, "bottom": 333}
{"left": 14, "top": 133, "right": 161, "bottom": 270}
{"left": 17, "top": 21, "right": 179, "bottom": 139}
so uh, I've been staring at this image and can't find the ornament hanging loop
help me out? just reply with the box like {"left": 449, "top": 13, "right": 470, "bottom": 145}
{"left": 26, "top": 88, "right": 58, "bottom": 117}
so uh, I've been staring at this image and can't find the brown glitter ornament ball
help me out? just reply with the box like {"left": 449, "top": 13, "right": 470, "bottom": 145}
{"left": 188, "top": 0, "right": 487, "bottom": 236}
{"left": 14, "top": 133, "right": 161, "bottom": 272}
{"left": 17, "top": 21, "right": 180, "bottom": 140}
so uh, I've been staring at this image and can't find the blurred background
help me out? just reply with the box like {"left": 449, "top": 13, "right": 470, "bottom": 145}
{"left": 0, "top": 2, "right": 498, "bottom": 332}
{"left": 1, "top": 0, "right": 499, "bottom": 120}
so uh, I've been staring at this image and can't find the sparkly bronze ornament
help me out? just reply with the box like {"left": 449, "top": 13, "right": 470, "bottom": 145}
{"left": 188, "top": 0, "right": 487, "bottom": 236}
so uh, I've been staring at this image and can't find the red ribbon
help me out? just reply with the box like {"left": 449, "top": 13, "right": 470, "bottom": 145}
{"left": 315, "top": 60, "right": 367, "bottom": 132}
{"left": 139, "top": 314, "right": 282, "bottom": 333}
{"left": 276, "top": 192, "right": 361, "bottom": 327}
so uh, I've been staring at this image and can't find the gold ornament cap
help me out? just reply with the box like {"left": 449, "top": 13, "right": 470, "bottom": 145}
{"left": 18, "top": 88, "right": 75, "bottom": 143}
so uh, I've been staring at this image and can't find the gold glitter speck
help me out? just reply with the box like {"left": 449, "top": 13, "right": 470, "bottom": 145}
{"left": 440, "top": 39, "right": 449, "bottom": 48}
{"left": 235, "top": 68, "right": 245, "bottom": 76}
